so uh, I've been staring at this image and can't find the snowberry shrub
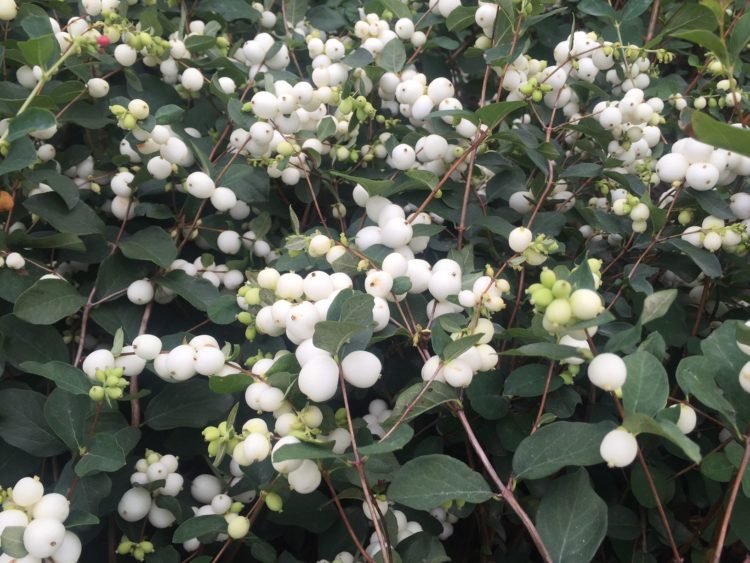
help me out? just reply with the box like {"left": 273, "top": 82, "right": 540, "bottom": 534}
{"left": 1, "top": 0, "right": 750, "bottom": 561}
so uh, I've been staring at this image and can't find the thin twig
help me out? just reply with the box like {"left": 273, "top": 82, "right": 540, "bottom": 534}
{"left": 711, "top": 432, "right": 750, "bottom": 563}
{"left": 456, "top": 409, "right": 553, "bottom": 563}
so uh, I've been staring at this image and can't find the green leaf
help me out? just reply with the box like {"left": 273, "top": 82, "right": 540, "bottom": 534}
{"left": 388, "top": 454, "right": 493, "bottom": 510}
{"left": 8, "top": 107, "right": 56, "bottom": 141}
{"left": 622, "top": 413, "right": 701, "bottom": 463}
{"left": 691, "top": 110, "right": 750, "bottom": 157}
{"left": 466, "top": 371, "right": 509, "bottom": 419}
{"left": 145, "top": 379, "right": 234, "bottom": 430}
{"left": 313, "top": 321, "right": 369, "bottom": 356}
{"left": 119, "top": 226, "right": 178, "bottom": 268}
{"left": 156, "top": 270, "right": 220, "bottom": 312}
{"left": 185, "top": 34, "right": 217, "bottom": 53}
{"left": 446, "top": 6, "right": 477, "bottom": 31}
{"left": 0, "top": 137, "right": 37, "bottom": 175}
{"left": 75, "top": 427, "right": 141, "bottom": 476}
{"left": 25, "top": 170, "right": 80, "bottom": 210}
{"left": 619, "top": 0, "right": 652, "bottom": 22}
{"left": 513, "top": 421, "right": 616, "bottom": 480}
{"left": 18, "top": 34, "right": 57, "bottom": 67}
{"left": 441, "top": 334, "right": 483, "bottom": 362}
{"left": 207, "top": 295, "right": 241, "bottom": 325}
{"left": 195, "top": 0, "right": 260, "bottom": 20}
{"left": 24, "top": 193, "right": 106, "bottom": 235}
{"left": 376, "top": 0, "right": 411, "bottom": 18}
{"left": 475, "top": 101, "right": 527, "bottom": 128}
{"left": 560, "top": 163, "right": 602, "bottom": 178}
{"left": 94, "top": 253, "right": 151, "bottom": 300}
{"left": 0, "top": 526, "right": 28, "bottom": 558}
{"left": 657, "top": 4, "right": 718, "bottom": 41}
{"left": 701, "top": 321, "right": 750, "bottom": 424}
{"left": 398, "top": 533, "right": 450, "bottom": 563}
{"left": 672, "top": 30, "right": 728, "bottom": 66}
{"left": 326, "top": 289, "right": 375, "bottom": 325}
{"left": 676, "top": 355, "right": 737, "bottom": 426}
{"left": 154, "top": 104, "right": 185, "bottom": 125}
{"left": 502, "top": 342, "right": 579, "bottom": 361}
{"left": 0, "top": 314, "right": 68, "bottom": 368}
{"left": 173, "top": 515, "right": 227, "bottom": 543}
{"left": 7, "top": 231, "right": 84, "bottom": 252}
{"left": 22, "top": 360, "right": 91, "bottom": 395}
{"left": 382, "top": 381, "right": 460, "bottom": 429}
{"left": 208, "top": 373, "right": 251, "bottom": 394}
{"left": 640, "top": 289, "right": 677, "bottom": 325}
{"left": 473, "top": 215, "right": 514, "bottom": 238}
{"left": 504, "top": 364, "right": 563, "bottom": 397}
{"left": 14, "top": 279, "right": 86, "bottom": 325}
{"left": 330, "top": 171, "right": 393, "bottom": 196}
{"left": 0, "top": 442, "right": 39, "bottom": 484}
{"left": 283, "top": 0, "right": 308, "bottom": 24}
{"left": 622, "top": 351, "right": 669, "bottom": 417}
{"left": 729, "top": 11, "right": 750, "bottom": 58}
{"left": 220, "top": 163, "right": 269, "bottom": 203}
{"left": 578, "top": 0, "right": 615, "bottom": 18}
{"left": 43, "top": 389, "right": 91, "bottom": 452}
{"left": 536, "top": 469, "right": 608, "bottom": 563}
{"left": 0, "top": 388, "right": 65, "bottom": 457}
{"left": 273, "top": 440, "right": 343, "bottom": 462}
{"left": 380, "top": 39, "right": 406, "bottom": 73}
{"left": 307, "top": 5, "right": 346, "bottom": 31}
{"left": 359, "top": 425, "right": 414, "bottom": 456}
{"left": 665, "top": 239, "right": 722, "bottom": 278}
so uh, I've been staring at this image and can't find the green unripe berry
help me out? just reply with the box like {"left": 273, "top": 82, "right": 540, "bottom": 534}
{"left": 245, "top": 287, "right": 261, "bottom": 306}
{"left": 544, "top": 298, "right": 572, "bottom": 325}
{"left": 339, "top": 98, "right": 353, "bottom": 114}
{"left": 530, "top": 287, "right": 553, "bottom": 308}
{"left": 89, "top": 386, "right": 106, "bottom": 401}
{"left": 140, "top": 541, "right": 155, "bottom": 554}
{"left": 265, "top": 492, "right": 283, "bottom": 512}
{"left": 207, "top": 440, "right": 220, "bottom": 456}
{"left": 531, "top": 90, "right": 543, "bottom": 102}
{"left": 227, "top": 516, "right": 251, "bottom": 539}
{"left": 120, "top": 114, "right": 137, "bottom": 130}
{"left": 678, "top": 210, "right": 693, "bottom": 226}
{"left": 551, "top": 280, "right": 572, "bottom": 299}
{"left": 237, "top": 311, "right": 253, "bottom": 325}
{"left": 245, "top": 326, "right": 257, "bottom": 341}
{"left": 203, "top": 426, "right": 221, "bottom": 441}
{"left": 106, "top": 387, "right": 123, "bottom": 400}
{"left": 277, "top": 141, "right": 294, "bottom": 157}
{"left": 335, "top": 408, "right": 348, "bottom": 427}
{"left": 540, "top": 268, "right": 556, "bottom": 288}
{"left": 116, "top": 542, "right": 132, "bottom": 555}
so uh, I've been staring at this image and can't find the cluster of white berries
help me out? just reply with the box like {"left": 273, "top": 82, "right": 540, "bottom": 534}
{"left": 364, "top": 399, "right": 392, "bottom": 437}
{"left": 0, "top": 252, "right": 25, "bottom": 270}
{"left": 681, "top": 216, "right": 745, "bottom": 254}
{"left": 362, "top": 499, "right": 424, "bottom": 558}
{"left": 180, "top": 474, "right": 252, "bottom": 552}
{"left": 422, "top": 319, "right": 499, "bottom": 388}
{"left": 430, "top": 506, "right": 459, "bottom": 540}
{"left": 657, "top": 137, "right": 750, "bottom": 192}
{"left": 82, "top": 334, "right": 236, "bottom": 386}
{"left": 0, "top": 476, "right": 81, "bottom": 562}
{"left": 117, "top": 451, "right": 183, "bottom": 528}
